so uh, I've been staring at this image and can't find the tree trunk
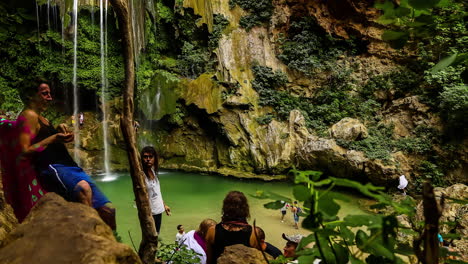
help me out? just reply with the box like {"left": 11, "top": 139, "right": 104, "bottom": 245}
{"left": 413, "top": 182, "right": 443, "bottom": 264}
{"left": 109, "top": 0, "right": 158, "bottom": 263}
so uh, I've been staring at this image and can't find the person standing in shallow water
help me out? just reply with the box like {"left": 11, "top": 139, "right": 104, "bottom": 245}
{"left": 141, "top": 146, "right": 171, "bottom": 234}
{"left": 18, "top": 79, "right": 116, "bottom": 229}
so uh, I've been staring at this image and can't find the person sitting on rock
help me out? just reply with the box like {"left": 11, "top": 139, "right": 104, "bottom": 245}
{"left": 255, "top": 226, "right": 282, "bottom": 259}
{"left": 18, "top": 79, "right": 116, "bottom": 230}
{"left": 205, "top": 191, "right": 262, "bottom": 264}
{"left": 180, "top": 218, "right": 217, "bottom": 264}
{"left": 282, "top": 233, "right": 304, "bottom": 263}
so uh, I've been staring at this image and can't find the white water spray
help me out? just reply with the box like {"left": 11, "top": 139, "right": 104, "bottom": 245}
{"left": 100, "top": 0, "right": 112, "bottom": 179}
{"left": 72, "top": 0, "right": 80, "bottom": 164}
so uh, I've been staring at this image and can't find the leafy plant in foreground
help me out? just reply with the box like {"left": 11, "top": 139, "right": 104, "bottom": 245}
{"left": 257, "top": 169, "right": 420, "bottom": 264}
{"left": 155, "top": 242, "right": 202, "bottom": 264}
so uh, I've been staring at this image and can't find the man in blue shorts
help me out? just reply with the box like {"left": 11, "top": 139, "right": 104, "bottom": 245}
{"left": 19, "top": 79, "right": 116, "bottom": 230}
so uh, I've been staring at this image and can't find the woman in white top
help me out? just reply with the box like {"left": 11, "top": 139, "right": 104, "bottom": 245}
{"left": 181, "top": 219, "right": 217, "bottom": 264}
{"left": 141, "top": 146, "right": 171, "bottom": 234}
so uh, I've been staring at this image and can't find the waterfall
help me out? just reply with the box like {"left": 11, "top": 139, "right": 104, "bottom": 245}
{"left": 100, "top": 0, "right": 114, "bottom": 181}
{"left": 35, "top": 1, "right": 40, "bottom": 42}
{"left": 72, "top": 0, "right": 81, "bottom": 164}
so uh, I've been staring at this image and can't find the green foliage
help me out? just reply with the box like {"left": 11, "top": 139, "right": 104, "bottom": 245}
{"left": 0, "top": 4, "right": 124, "bottom": 110}
{"left": 208, "top": 14, "right": 229, "bottom": 50}
{"left": 278, "top": 17, "right": 363, "bottom": 76}
{"left": 0, "top": 76, "right": 23, "bottom": 113}
{"left": 256, "top": 114, "right": 274, "bottom": 125}
{"left": 178, "top": 41, "right": 210, "bottom": 78}
{"left": 338, "top": 124, "right": 437, "bottom": 161}
{"left": 156, "top": 242, "right": 202, "bottom": 264}
{"left": 338, "top": 124, "right": 396, "bottom": 161}
{"left": 258, "top": 169, "right": 421, "bottom": 264}
{"left": 415, "top": 161, "right": 445, "bottom": 191}
{"left": 439, "top": 84, "right": 468, "bottom": 127}
{"left": 167, "top": 103, "right": 186, "bottom": 127}
{"left": 229, "top": 0, "right": 273, "bottom": 31}
{"left": 362, "top": 69, "right": 422, "bottom": 100}
{"left": 252, "top": 65, "right": 380, "bottom": 134}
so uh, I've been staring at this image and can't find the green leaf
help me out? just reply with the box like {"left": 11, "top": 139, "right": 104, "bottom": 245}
{"left": 409, "top": 0, "right": 441, "bottom": 9}
{"left": 293, "top": 185, "right": 310, "bottom": 201}
{"left": 394, "top": 7, "right": 411, "bottom": 18}
{"left": 394, "top": 243, "right": 414, "bottom": 256}
{"left": 344, "top": 215, "right": 382, "bottom": 228}
{"left": 444, "top": 196, "right": 468, "bottom": 205}
{"left": 382, "top": 30, "right": 407, "bottom": 41}
{"left": 375, "top": 1, "right": 394, "bottom": 12}
{"left": 298, "top": 255, "right": 318, "bottom": 264}
{"left": 312, "top": 179, "right": 332, "bottom": 187}
{"left": 333, "top": 243, "right": 349, "bottom": 264}
{"left": 297, "top": 234, "right": 315, "bottom": 250}
{"left": 263, "top": 200, "right": 286, "bottom": 210}
{"left": 339, "top": 225, "right": 355, "bottom": 244}
{"left": 318, "top": 194, "right": 340, "bottom": 219}
{"left": 431, "top": 53, "right": 458, "bottom": 73}
{"left": 349, "top": 256, "right": 366, "bottom": 264}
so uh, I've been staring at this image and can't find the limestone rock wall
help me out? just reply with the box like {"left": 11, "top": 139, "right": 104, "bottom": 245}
{"left": 135, "top": 0, "right": 467, "bottom": 186}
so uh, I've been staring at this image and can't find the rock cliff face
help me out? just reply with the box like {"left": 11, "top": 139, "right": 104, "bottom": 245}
{"left": 114, "top": 0, "right": 464, "bottom": 187}
{"left": 73, "top": 0, "right": 466, "bottom": 187}
{"left": 0, "top": 193, "right": 141, "bottom": 264}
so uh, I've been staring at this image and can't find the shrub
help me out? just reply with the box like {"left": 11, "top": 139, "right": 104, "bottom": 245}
{"left": 229, "top": 0, "right": 273, "bottom": 31}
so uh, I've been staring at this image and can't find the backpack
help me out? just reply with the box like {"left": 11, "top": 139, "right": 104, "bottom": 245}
{"left": 296, "top": 207, "right": 303, "bottom": 214}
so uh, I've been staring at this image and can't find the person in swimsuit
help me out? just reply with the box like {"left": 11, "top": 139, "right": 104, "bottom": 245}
{"left": 18, "top": 79, "right": 116, "bottom": 230}
{"left": 205, "top": 191, "right": 262, "bottom": 264}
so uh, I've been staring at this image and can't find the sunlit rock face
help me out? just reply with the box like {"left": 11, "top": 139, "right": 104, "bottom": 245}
{"left": 0, "top": 193, "right": 141, "bottom": 264}
{"left": 131, "top": 0, "right": 467, "bottom": 185}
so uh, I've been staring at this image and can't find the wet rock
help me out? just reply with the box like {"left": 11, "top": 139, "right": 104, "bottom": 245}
{"left": 0, "top": 193, "right": 141, "bottom": 264}
{"left": 330, "top": 118, "right": 368, "bottom": 141}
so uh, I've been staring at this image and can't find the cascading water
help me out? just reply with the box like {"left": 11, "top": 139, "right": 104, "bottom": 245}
{"left": 100, "top": 0, "right": 114, "bottom": 181}
{"left": 35, "top": 1, "right": 40, "bottom": 42}
{"left": 72, "top": 0, "right": 81, "bottom": 164}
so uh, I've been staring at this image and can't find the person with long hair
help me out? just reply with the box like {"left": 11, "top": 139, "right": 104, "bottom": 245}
{"left": 180, "top": 218, "right": 217, "bottom": 264}
{"left": 140, "top": 146, "right": 171, "bottom": 234}
{"left": 205, "top": 191, "right": 262, "bottom": 264}
{"left": 18, "top": 79, "right": 116, "bottom": 229}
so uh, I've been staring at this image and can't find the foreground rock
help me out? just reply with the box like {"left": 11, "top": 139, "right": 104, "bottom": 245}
{"left": 0, "top": 193, "right": 141, "bottom": 264}
{"left": 0, "top": 180, "right": 17, "bottom": 243}
{"left": 217, "top": 244, "right": 273, "bottom": 264}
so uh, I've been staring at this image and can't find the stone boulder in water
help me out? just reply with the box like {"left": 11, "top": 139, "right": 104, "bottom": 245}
{"left": 0, "top": 193, "right": 141, "bottom": 264}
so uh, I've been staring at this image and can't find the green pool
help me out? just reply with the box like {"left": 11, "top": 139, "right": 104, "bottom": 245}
{"left": 96, "top": 170, "right": 365, "bottom": 250}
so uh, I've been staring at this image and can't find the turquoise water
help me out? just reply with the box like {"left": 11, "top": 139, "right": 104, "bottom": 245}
{"left": 96, "top": 170, "right": 365, "bottom": 250}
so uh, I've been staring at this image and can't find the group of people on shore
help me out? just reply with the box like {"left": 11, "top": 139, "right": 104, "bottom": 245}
{"left": 280, "top": 201, "right": 302, "bottom": 229}
{"left": 0, "top": 79, "right": 306, "bottom": 263}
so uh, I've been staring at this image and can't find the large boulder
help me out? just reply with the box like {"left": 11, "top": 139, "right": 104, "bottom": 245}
{"left": 217, "top": 244, "right": 272, "bottom": 264}
{"left": 0, "top": 193, "right": 141, "bottom": 264}
{"left": 330, "top": 118, "right": 368, "bottom": 141}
